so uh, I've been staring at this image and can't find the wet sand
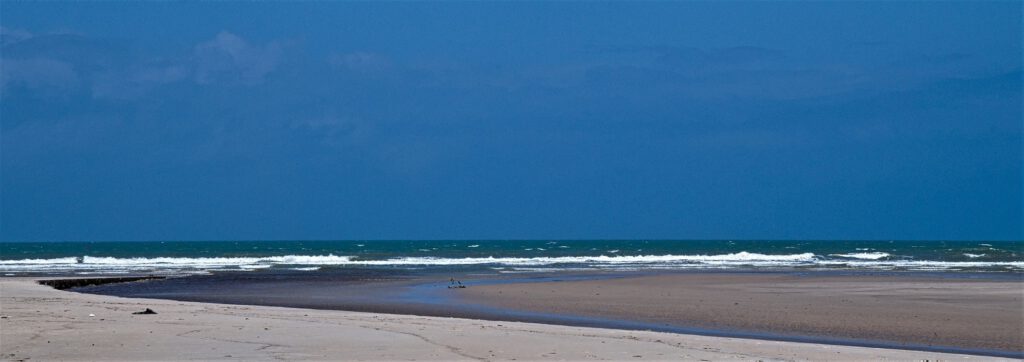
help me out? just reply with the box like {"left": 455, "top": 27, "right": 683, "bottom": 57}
{"left": 1, "top": 277, "right": 1012, "bottom": 361}
{"left": 457, "top": 272, "right": 1024, "bottom": 354}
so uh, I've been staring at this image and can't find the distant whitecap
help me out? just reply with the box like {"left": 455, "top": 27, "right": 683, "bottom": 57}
{"left": 830, "top": 252, "right": 889, "bottom": 260}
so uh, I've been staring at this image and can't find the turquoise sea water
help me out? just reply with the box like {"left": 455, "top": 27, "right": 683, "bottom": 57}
{"left": 1, "top": 240, "right": 1021, "bottom": 275}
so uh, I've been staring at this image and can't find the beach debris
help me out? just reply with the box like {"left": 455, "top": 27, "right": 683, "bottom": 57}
{"left": 88, "top": 313, "right": 95, "bottom": 317}
{"left": 447, "top": 278, "right": 466, "bottom": 289}
{"left": 132, "top": 308, "right": 158, "bottom": 315}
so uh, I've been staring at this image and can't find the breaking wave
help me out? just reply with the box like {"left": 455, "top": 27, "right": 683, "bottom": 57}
{"left": 2, "top": 251, "right": 1021, "bottom": 274}
{"left": 830, "top": 252, "right": 890, "bottom": 260}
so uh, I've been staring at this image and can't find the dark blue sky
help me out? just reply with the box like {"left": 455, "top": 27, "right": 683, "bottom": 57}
{"left": 1, "top": 2, "right": 1021, "bottom": 241}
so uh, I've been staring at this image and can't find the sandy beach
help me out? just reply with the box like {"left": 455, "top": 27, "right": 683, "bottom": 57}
{"left": 0, "top": 277, "right": 1011, "bottom": 361}
{"left": 458, "top": 273, "right": 1024, "bottom": 353}
{"left": 69, "top": 269, "right": 1024, "bottom": 356}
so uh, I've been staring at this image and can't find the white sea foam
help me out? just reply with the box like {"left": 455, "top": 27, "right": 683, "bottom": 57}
{"left": 345, "top": 252, "right": 819, "bottom": 266}
{"left": 467, "top": 245, "right": 480, "bottom": 248}
{"left": 0, "top": 257, "right": 82, "bottom": 265}
{"left": 2, "top": 252, "right": 1021, "bottom": 274}
{"left": 0, "top": 252, "right": 815, "bottom": 270}
{"left": 816, "top": 260, "right": 1023, "bottom": 270}
{"left": 963, "top": 253, "right": 986, "bottom": 258}
{"left": 0, "top": 255, "right": 353, "bottom": 271}
{"left": 830, "top": 252, "right": 890, "bottom": 260}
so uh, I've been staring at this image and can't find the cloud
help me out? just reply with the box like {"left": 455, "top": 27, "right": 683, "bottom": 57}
{"left": 291, "top": 115, "right": 374, "bottom": 148}
{"left": 91, "top": 64, "right": 189, "bottom": 100}
{"left": 595, "top": 45, "right": 786, "bottom": 69}
{"left": 0, "top": 57, "right": 79, "bottom": 94}
{"left": 1, "top": 30, "right": 287, "bottom": 101}
{"left": 328, "top": 51, "right": 392, "bottom": 73}
{"left": 688, "top": 129, "right": 812, "bottom": 149}
{"left": 0, "top": 31, "right": 120, "bottom": 96}
{"left": 193, "top": 31, "right": 283, "bottom": 85}
{"left": 656, "top": 46, "right": 786, "bottom": 68}
{"left": 574, "top": 44, "right": 1018, "bottom": 101}
{"left": 0, "top": 26, "right": 34, "bottom": 46}
{"left": 290, "top": 114, "right": 435, "bottom": 176}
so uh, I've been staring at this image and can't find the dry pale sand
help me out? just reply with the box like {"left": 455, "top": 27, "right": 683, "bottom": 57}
{"left": 0, "top": 278, "right": 1012, "bottom": 361}
{"left": 457, "top": 273, "right": 1024, "bottom": 353}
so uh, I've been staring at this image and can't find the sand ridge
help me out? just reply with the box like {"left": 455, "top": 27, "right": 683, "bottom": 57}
{"left": 458, "top": 273, "right": 1024, "bottom": 353}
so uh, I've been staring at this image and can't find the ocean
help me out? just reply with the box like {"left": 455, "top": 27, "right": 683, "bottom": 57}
{"left": 2, "top": 240, "right": 1021, "bottom": 276}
